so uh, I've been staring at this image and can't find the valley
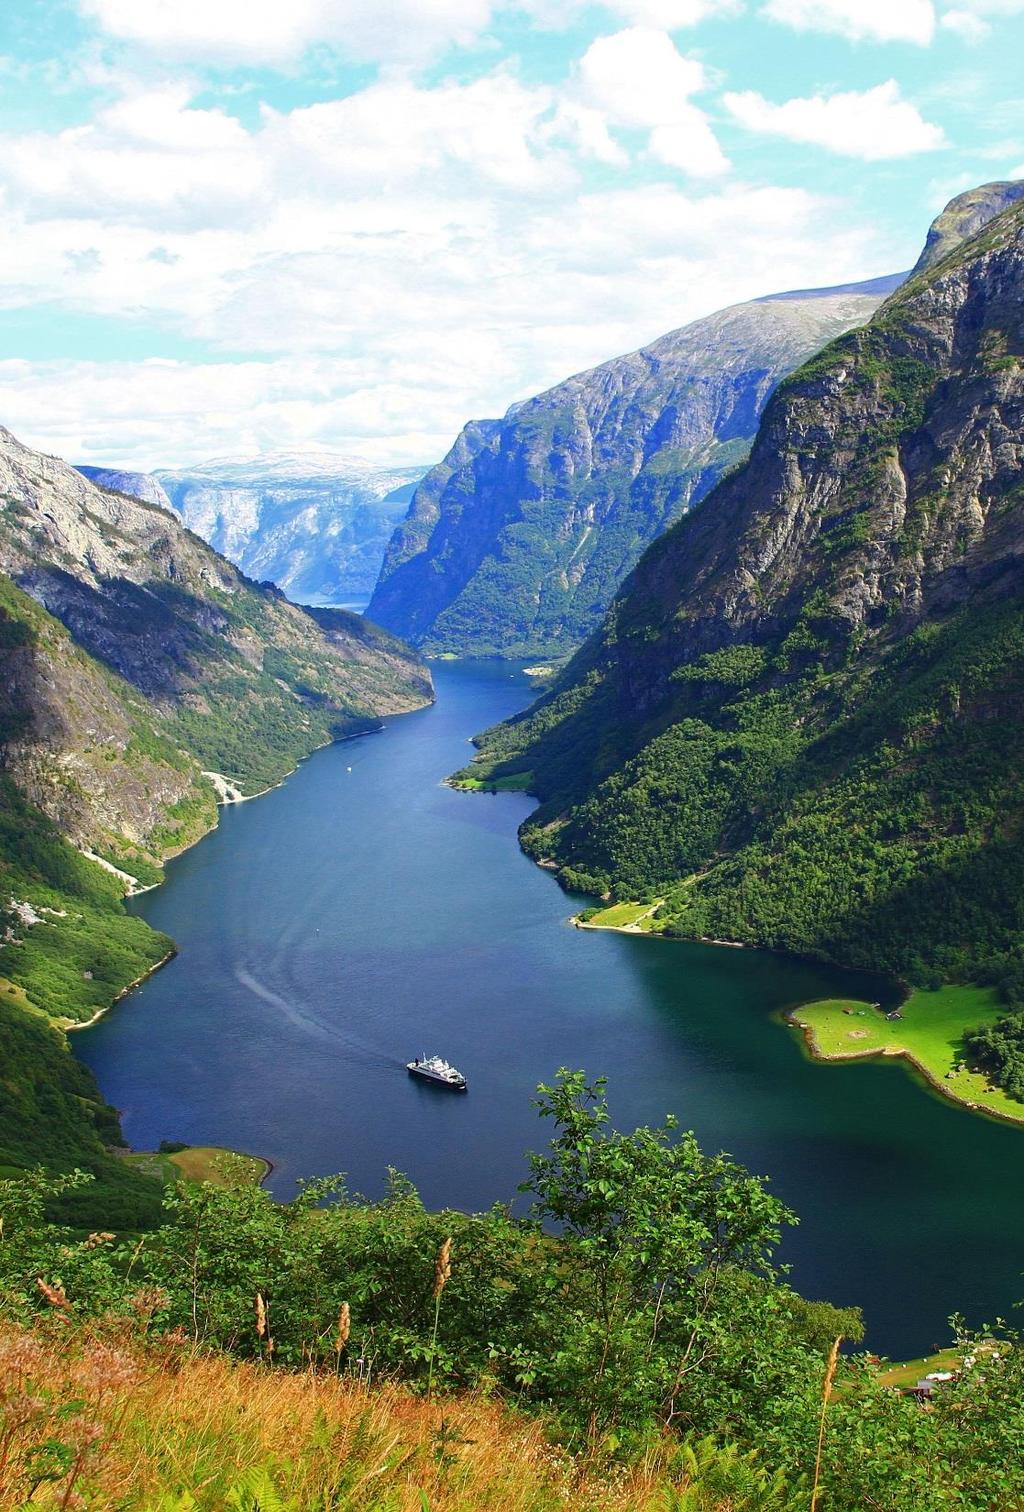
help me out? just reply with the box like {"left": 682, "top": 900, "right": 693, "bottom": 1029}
{"left": 72, "top": 661, "right": 1024, "bottom": 1361}
{"left": 3, "top": 165, "right": 1024, "bottom": 1511}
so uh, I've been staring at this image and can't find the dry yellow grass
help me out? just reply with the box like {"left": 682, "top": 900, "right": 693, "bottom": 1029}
{"left": 0, "top": 1322, "right": 715, "bottom": 1511}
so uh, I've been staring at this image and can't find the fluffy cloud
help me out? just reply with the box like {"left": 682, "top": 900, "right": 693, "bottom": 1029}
{"left": 573, "top": 28, "right": 728, "bottom": 175}
{"left": 0, "top": 37, "right": 899, "bottom": 471}
{"left": 509, "top": 0, "right": 737, "bottom": 28}
{"left": 77, "top": 0, "right": 496, "bottom": 66}
{"left": 0, "top": 87, "right": 264, "bottom": 231}
{"left": 604, "top": 0, "right": 734, "bottom": 18}
{"left": 939, "top": 7, "right": 992, "bottom": 35}
{"left": 761, "top": 0, "right": 936, "bottom": 44}
{"left": 939, "top": 0, "right": 1024, "bottom": 35}
{"left": 724, "top": 81, "right": 946, "bottom": 160}
{"left": 0, "top": 177, "right": 887, "bottom": 469}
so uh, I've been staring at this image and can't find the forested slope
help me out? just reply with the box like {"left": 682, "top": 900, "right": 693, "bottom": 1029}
{"left": 461, "top": 194, "right": 1024, "bottom": 996}
{"left": 0, "top": 426, "right": 431, "bottom": 1216}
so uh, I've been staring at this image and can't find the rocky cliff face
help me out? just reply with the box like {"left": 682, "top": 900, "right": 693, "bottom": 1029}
{"left": 463, "top": 194, "right": 1024, "bottom": 985}
{"left": 912, "top": 180, "right": 1024, "bottom": 274}
{"left": 76, "top": 465, "right": 174, "bottom": 513}
{"left": 155, "top": 453, "right": 425, "bottom": 604}
{"left": 368, "top": 277, "right": 902, "bottom": 658}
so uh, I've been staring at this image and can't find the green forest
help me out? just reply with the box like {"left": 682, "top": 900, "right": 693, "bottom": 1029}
{"left": 2, "top": 1071, "right": 1021, "bottom": 1511}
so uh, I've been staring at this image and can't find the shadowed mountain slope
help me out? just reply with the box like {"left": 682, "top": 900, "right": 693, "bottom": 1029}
{"left": 368, "top": 277, "right": 902, "bottom": 657}
{"left": 459, "top": 192, "right": 1024, "bottom": 991}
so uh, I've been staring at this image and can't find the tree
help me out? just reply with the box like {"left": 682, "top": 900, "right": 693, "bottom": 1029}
{"left": 519, "top": 1070, "right": 825, "bottom": 1446}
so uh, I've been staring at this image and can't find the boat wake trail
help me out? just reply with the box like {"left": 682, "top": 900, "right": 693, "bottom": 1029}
{"left": 233, "top": 968, "right": 394, "bottom": 1068}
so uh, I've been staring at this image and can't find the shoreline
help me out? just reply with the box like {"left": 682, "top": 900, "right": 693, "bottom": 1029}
{"left": 566, "top": 895, "right": 1024, "bottom": 1132}
{"left": 789, "top": 1010, "right": 1024, "bottom": 1130}
{"left": 63, "top": 948, "right": 178, "bottom": 1032}
{"left": 61, "top": 716, "right": 417, "bottom": 1164}
{"left": 572, "top": 901, "right": 748, "bottom": 948}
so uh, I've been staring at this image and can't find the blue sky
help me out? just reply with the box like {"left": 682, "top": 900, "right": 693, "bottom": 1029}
{"left": 0, "top": 0, "right": 1020, "bottom": 469}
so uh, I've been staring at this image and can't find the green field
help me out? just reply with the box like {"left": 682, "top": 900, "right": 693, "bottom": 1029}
{"left": 123, "top": 1145, "right": 269, "bottom": 1190}
{"left": 581, "top": 900, "right": 664, "bottom": 930}
{"left": 450, "top": 769, "right": 534, "bottom": 792}
{"left": 791, "top": 985, "right": 1023, "bottom": 1123}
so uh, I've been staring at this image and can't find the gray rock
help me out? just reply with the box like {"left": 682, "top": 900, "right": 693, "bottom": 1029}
{"left": 912, "top": 178, "right": 1024, "bottom": 275}
{"left": 75, "top": 465, "right": 175, "bottom": 514}
{"left": 368, "top": 277, "right": 902, "bottom": 658}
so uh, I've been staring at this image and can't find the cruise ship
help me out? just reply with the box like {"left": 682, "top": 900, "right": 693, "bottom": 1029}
{"left": 407, "top": 1054, "right": 467, "bottom": 1091}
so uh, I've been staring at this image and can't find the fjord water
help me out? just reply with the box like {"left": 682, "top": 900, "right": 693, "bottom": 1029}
{"left": 77, "top": 661, "right": 1024, "bottom": 1358}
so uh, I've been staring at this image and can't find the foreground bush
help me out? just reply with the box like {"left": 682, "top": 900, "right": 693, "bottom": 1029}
{"left": 1, "top": 1073, "right": 1023, "bottom": 1509}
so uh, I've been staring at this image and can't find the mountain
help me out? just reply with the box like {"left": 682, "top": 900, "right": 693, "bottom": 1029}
{"left": 458, "top": 188, "right": 1024, "bottom": 992}
{"left": 912, "top": 179, "right": 1024, "bottom": 274}
{"left": 0, "top": 425, "right": 430, "bottom": 1215}
{"left": 153, "top": 452, "right": 426, "bottom": 604}
{"left": 76, "top": 464, "right": 174, "bottom": 512}
{"left": 367, "top": 275, "right": 903, "bottom": 658}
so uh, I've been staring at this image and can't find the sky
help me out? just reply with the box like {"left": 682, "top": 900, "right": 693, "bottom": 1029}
{"left": 0, "top": 0, "right": 1020, "bottom": 472}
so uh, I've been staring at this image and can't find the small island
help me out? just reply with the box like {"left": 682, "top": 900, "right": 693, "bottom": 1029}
{"left": 790, "top": 986, "right": 1024, "bottom": 1126}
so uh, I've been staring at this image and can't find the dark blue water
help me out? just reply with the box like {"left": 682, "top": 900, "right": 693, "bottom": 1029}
{"left": 76, "top": 661, "right": 1024, "bottom": 1358}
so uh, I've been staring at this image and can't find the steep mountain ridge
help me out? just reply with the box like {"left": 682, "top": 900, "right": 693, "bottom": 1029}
{"left": 1, "top": 427, "right": 431, "bottom": 800}
{"left": 912, "top": 179, "right": 1024, "bottom": 274}
{"left": 155, "top": 453, "right": 426, "bottom": 604}
{"left": 460, "top": 194, "right": 1024, "bottom": 988}
{"left": 368, "top": 277, "right": 902, "bottom": 657}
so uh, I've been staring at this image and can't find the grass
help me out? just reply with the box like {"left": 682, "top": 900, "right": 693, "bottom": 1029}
{"left": 875, "top": 1339, "right": 1006, "bottom": 1390}
{"left": 790, "top": 985, "right": 1023, "bottom": 1123}
{"left": 0, "top": 1321, "right": 750, "bottom": 1512}
{"left": 875, "top": 1349, "right": 963, "bottom": 1391}
{"left": 579, "top": 901, "right": 664, "bottom": 931}
{"left": 122, "top": 1146, "right": 269, "bottom": 1191}
{"left": 450, "top": 770, "right": 534, "bottom": 793}
{"left": 0, "top": 977, "right": 44, "bottom": 1018}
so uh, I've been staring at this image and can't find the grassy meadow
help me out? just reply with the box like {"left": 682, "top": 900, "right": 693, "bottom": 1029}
{"left": 790, "top": 986, "right": 1023, "bottom": 1122}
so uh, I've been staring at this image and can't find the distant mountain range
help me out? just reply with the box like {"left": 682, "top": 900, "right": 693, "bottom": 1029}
{"left": 366, "top": 275, "right": 905, "bottom": 657}
{"left": 78, "top": 453, "right": 427, "bottom": 606}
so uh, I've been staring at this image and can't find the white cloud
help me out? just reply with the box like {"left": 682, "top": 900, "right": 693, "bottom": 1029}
{"left": 761, "top": 0, "right": 936, "bottom": 44}
{"left": 573, "top": 28, "right": 729, "bottom": 175}
{"left": 939, "top": 0, "right": 1024, "bottom": 31}
{"left": 601, "top": 0, "right": 737, "bottom": 20}
{"left": 952, "top": 0, "right": 1024, "bottom": 11}
{"left": 77, "top": 0, "right": 496, "bottom": 66}
{"left": 940, "top": 7, "right": 991, "bottom": 35}
{"left": 724, "top": 81, "right": 946, "bottom": 160}
{"left": 577, "top": 28, "right": 707, "bottom": 123}
{"left": 0, "top": 177, "right": 889, "bottom": 469}
{"left": 0, "top": 44, "right": 903, "bottom": 472}
{"left": 0, "top": 86, "right": 265, "bottom": 231}
{"left": 520, "top": 0, "right": 737, "bottom": 25}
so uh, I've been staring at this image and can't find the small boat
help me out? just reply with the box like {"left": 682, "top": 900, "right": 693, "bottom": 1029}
{"left": 407, "top": 1054, "right": 467, "bottom": 1091}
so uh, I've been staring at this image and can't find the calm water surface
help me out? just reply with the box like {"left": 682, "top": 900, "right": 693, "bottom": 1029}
{"left": 77, "top": 661, "right": 1024, "bottom": 1357}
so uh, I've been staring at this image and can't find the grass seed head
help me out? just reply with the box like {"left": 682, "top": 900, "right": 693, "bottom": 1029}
{"left": 335, "top": 1301, "right": 351, "bottom": 1352}
{"left": 254, "top": 1292, "right": 267, "bottom": 1340}
{"left": 433, "top": 1237, "right": 453, "bottom": 1300}
{"left": 36, "top": 1277, "right": 70, "bottom": 1311}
